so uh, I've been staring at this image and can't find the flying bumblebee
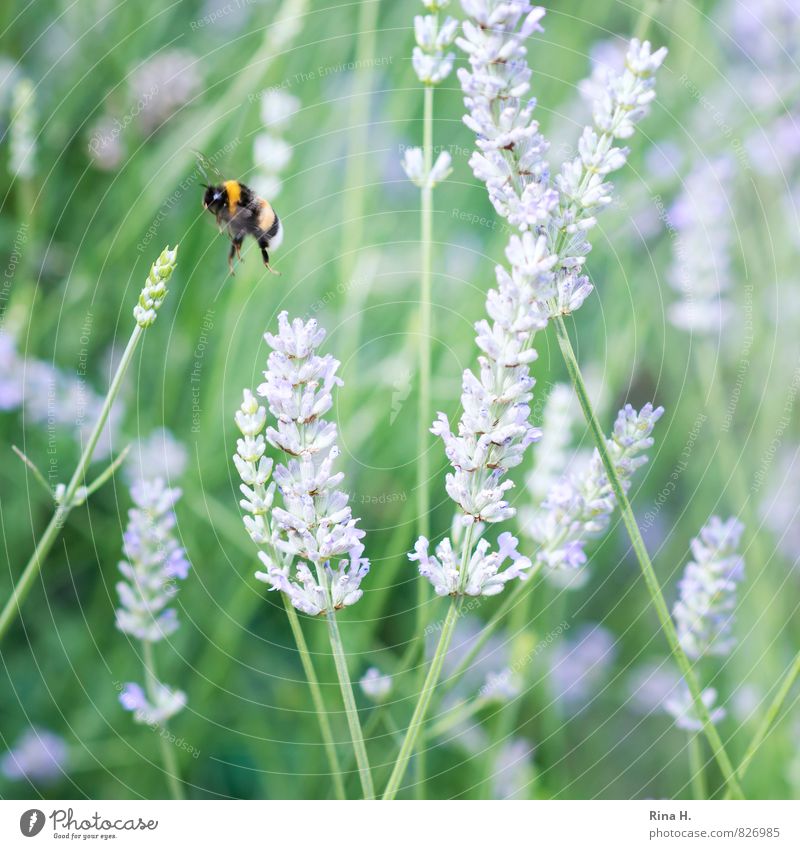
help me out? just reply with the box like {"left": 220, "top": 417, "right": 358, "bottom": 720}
{"left": 196, "top": 153, "right": 283, "bottom": 274}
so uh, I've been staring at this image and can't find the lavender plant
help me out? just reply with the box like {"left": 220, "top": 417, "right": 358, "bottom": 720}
{"left": 116, "top": 478, "right": 190, "bottom": 799}
{"left": 402, "top": 1, "right": 458, "bottom": 679}
{"left": 382, "top": 4, "right": 674, "bottom": 799}
{"left": 0, "top": 246, "right": 179, "bottom": 645}
{"left": 673, "top": 516, "right": 745, "bottom": 660}
{"left": 449, "top": 1, "right": 746, "bottom": 798}
{"left": 233, "top": 312, "right": 373, "bottom": 799}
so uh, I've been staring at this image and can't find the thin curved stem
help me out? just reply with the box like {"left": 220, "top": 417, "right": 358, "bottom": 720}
{"left": 326, "top": 608, "right": 375, "bottom": 799}
{"left": 725, "top": 649, "right": 800, "bottom": 797}
{"left": 383, "top": 596, "right": 463, "bottom": 800}
{"left": 283, "top": 596, "right": 346, "bottom": 800}
{"left": 142, "top": 641, "right": 184, "bottom": 800}
{"left": 688, "top": 734, "right": 706, "bottom": 800}
{"left": 413, "top": 80, "right": 435, "bottom": 799}
{"left": 0, "top": 324, "right": 143, "bottom": 643}
{"left": 553, "top": 314, "right": 745, "bottom": 799}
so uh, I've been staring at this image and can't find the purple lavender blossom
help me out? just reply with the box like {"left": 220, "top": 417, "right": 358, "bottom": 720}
{"left": 115, "top": 479, "right": 191, "bottom": 642}
{"left": 667, "top": 157, "right": 736, "bottom": 334}
{"left": 1, "top": 728, "right": 68, "bottom": 784}
{"left": 673, "top": 516, "right": 745, "bottom": 659}
{"left": 548, "top": 624, "right": 616, "bottom": 712}
{"left": 525, "top": 403, "right": 663, "bottom": 587}
{"left": 664, "top": 683, "right": 726, "bottom": 732}
{"left": 119, "top": 681, "right": 186, "bottom": 726}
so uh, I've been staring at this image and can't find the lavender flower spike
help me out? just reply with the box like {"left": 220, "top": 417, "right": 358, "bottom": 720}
{"left": 251, "top": 312, "right": 370, "bottom": 616}
{"left": 458, "top": 4, "right": 667, "bottom": 316}
{"left": 133, "top": 245, "right": 179, "bottom": 328}
{"left": 665, "top": 683, "right": 726, "bottom": 732}
{"left": 413, "top": 1, "right": 458, "bottom": 85}
{"left": 116, "top": 478, "right": 190, "bottom": 725}
{"left": 1, "top": 728, "right": 68, "bottom": 784}
{"left": 526, "top": 403, "right": 663, "bottom": 587}
{"left": 673, "top": 516, "right": 745, "bottom": 659}
{"left": 115, "top": 480, "right": 191, "bottom": 642}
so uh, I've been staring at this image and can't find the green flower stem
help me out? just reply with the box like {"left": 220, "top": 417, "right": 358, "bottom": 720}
{"left": 382, "top": 595, "right": 463, "bottom": 800}
{"left": 0, "top": 323, "right": 143, "bottom": 644}
{"left": 442, "top": 564, "right": 542, "bottom": 696}
{"left": 416, "top": 81, "right": 434, "bottom": 597}
{"left": 184, "top": 492, "right": 346, "bottom": 800}
{"left": 142, "top": 641, "right": 184, "bottom": 800}
{"left": 552, "top": 314, "right": 745, "bottom": 800}
{"left": 340, "top": 0, "right": 380, "bottom": 284}
{"left": 325, "top": 608, "right": 375, "bottom": 799}
{"left": 413, "top": 80, "right": 436, "bottom": 798}
{"left": 688, "top": 733, "right": 707, "bottom": 800}
{"left": 725, "top": 650, "right": 800, "bottom": 797}
{"left": 283, "top": 595, "right": 346, "bottom": 801}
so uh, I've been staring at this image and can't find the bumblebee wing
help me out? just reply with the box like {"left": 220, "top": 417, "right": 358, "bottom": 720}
{"left": 193, "top": 149, "right": 224, "bottom": 184}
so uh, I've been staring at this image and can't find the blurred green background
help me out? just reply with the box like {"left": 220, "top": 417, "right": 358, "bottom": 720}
{"left": 0, "top": 0, "right": 798, "bottom": 800}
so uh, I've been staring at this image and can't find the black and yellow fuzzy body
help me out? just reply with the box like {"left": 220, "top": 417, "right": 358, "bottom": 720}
{"left": 202, "top": 179, "right": 283, "bottom": 274}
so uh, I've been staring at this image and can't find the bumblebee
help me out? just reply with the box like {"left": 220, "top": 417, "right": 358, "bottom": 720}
{"left": 202, "top": 179, "right": 283, "bottom": 274}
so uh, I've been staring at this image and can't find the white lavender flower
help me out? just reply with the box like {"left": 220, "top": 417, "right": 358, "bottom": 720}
{"left": 242, "top": 313, "right": 369, "bottom": 616}
{"left": 252, "top": 90, "right": 300, "bottom": 199}
{"left": 410, "top": 531, "right": 530, "bottom": 597}
{"left": 360, "top": 667, "right": 392, "bottom": 702}
{"left": 0, "top": 728, "right": 68, "bottom": 784}
{"left": 119, "top": 681, "right": 187, "bottom": 726}
{"left": 9, "top": 78, "right": 36, "bottom": 179}
{"left": 133, "top": 246, "right": 178, "bottom": 328}
{"left": 664, "top": 683, "right": 726, "bottom": 732}
{"left": 667, "top": 157, "right": 735, "bottom": 334}
{"left": 115, "top": 479, "right": 191, "bottom": 642}
{"left": 673, "top": 516, "right": 745, "bottom": 659}
{"left": 458, "top": 5, "right": 666, "bottom": 315}
{"left": 526, "top": 403, "right": 663, "bottom": 587}
{"left": 402, "top": 147, "right": 453, "bottom": 188}
{"left": 412, "top": 3, "right": 458, "bottom": 85}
